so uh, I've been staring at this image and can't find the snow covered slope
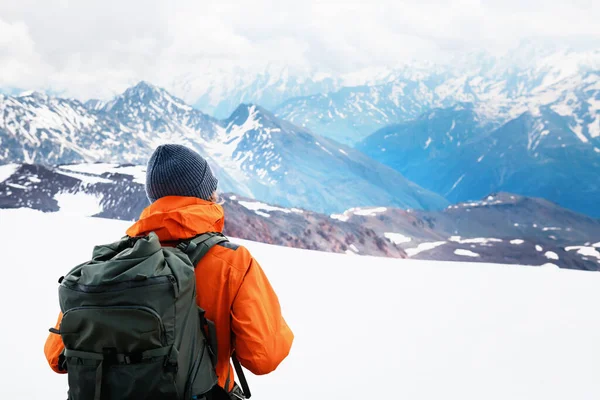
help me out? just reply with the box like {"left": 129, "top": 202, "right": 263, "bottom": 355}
{"left": 2, "top": 208, "right": 600, "bottom": 400}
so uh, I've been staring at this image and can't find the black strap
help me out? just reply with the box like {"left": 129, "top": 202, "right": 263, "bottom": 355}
{"left": 206, "top": 319, "right": 218, "bottom": 364}
{"left": 96, "top": 348, "right": 115, "bottom": 400}
{"left": 64, "top": 349, "right": 105, "bottom": 360}
{"left": 232, "top": 353, "right": 251, "bottom": 399}
{"left": 94, "top": 359, "right": 104, "bottom": 400}
{"left": 178, "top": 232, "right": 229, "bottom": 267}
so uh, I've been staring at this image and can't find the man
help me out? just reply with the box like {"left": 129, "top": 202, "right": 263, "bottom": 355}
{"left": 45, "top": 144, "right": 294, "bottom": 399}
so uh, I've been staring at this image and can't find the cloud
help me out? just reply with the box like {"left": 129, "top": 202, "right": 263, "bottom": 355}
{"left": 0, "top": 18, "right": 49, "bottom": 89}
{"left": 0, "top": 0, "right": 598, "bottom": 101}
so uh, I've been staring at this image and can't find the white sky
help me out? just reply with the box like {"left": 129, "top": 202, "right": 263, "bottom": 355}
{"left": 0, "top": 0, "right": 598, "bottom": 100}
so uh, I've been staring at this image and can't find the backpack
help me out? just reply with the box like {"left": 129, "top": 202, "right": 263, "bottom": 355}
{"left": 49, "top": 231, "right": 250, "bottom": 400}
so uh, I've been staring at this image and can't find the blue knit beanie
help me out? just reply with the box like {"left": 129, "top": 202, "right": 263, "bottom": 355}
{"left": 145, "top": 144, "right": 218, "bottom": 203}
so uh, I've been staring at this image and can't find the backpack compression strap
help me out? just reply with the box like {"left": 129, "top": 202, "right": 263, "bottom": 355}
{"left": 178, "top": 232, "right": 252, "bottom": 398}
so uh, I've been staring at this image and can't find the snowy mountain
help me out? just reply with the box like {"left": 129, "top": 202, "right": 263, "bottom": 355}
{"left": 274, "top": 45, "right": 600, "bottom": 145}
{"left": 101, "top": 81, "right": 219, "bottom": 139}
{"left": 0, "top": 83, "right": 448, "bottom": 214}
{"left": 274, "top": 72, "right": 442, "bottom": 145}
{"left": 214, "top": 104, "right": 448, "bottom": 213}
{"left": 5, "top": 207, "right": 600, "bottom": 399}
{"left": 2, "top": 163, "right": 598, "bottom": 270}
{"left": 0, "top": 91, "right": 122, "bottom": 164}
{"left": 178, "top": 66, "right": 341, "bottom": 119}
{"left": 0, "top": 83, "right": 219, "bottom": 166}
{"left": 358, "top": 87, "right": 600, "bottom": 218}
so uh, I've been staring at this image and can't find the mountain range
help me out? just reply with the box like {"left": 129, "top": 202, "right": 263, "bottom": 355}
{"left": 1, "top": 41, "right": 598, "bottom": 220}
{"left": 160, "top": 42, "right": 598, "bottom": 142}
{"left": 0, "top": 82, "right": 447, "bottom": 214}
{"left": 267, "top": 43, "right": 600, "bottom": 146}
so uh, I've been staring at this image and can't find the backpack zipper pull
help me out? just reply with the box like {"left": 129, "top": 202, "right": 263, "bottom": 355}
{"left": 168, "top": 275, "right": 179, "bottom": 298}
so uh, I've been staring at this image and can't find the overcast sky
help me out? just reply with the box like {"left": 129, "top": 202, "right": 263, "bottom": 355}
{"left": 0, "top": 0, "right": 598, "bottom": 101}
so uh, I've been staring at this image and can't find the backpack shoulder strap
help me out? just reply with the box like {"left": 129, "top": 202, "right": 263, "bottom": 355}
{"left": 177, "top": 232, "right": 229, "bottom": 267}
{"left": 178, "top": 232, "right": 252, "bottom": 398}
{"left": 232, "top": 352, "right": 252, "bottom": 398}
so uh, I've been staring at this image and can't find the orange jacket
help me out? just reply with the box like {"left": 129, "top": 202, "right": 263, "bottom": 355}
{"left": 44, "top": 196, "right": 294, "bottom": 392}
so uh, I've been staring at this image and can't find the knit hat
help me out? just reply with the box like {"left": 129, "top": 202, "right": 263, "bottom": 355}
{"left": 145, "top": 144, "right": 218, "bottom": 203}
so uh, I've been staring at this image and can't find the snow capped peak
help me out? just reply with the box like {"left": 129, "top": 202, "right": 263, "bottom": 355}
{"left": 103, "top": 81, "right": 193, "bottom": 115}
{"left": 17, "top": 90, "right": 36, "bottom": 98}
{"left": 227, "top": 103, "right": 284, "bottom": 131}
{"left": 124, "top": 81, "right": 164, "bottom": 98}
{"left": 16, "top": 90, "right": 51, "bottom": 102}
{"left": 125, "top": 81, "right": 166, "bottom": 101}
{"left": 133, "top": 80, "right": 157, "bottom": 90}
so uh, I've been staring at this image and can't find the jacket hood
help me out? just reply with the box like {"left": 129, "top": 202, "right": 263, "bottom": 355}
{"left": 126, "top": 196, "right": 225, "bottom": 241}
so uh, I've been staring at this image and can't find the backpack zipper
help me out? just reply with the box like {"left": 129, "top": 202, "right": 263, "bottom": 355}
{"left": 62, "top": 275, "right": 172, "bottom": 293}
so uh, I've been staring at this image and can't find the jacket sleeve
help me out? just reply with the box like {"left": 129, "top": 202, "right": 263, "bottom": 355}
{"left": 44, "top": 312, "right": 66, "bottom": 374}
{"left": 231, "top": 257, "right": 294, "bottom": 375}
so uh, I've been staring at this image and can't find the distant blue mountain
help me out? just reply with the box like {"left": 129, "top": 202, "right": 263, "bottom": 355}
{"left": 274, "top": 78, "right": 441, "bottom": 145}
{"left": 358, "top": 81, "right": 600, "bottom": 217}
{"left": 357, "top": 103, "right": 492, "bottom": 195}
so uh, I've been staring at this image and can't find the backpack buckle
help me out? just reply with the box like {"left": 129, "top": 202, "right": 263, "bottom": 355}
{"left": 177, "top": 241, "right": 197, "bottom": 253}
{"left": 124, "top": 352, "right": 143, "bottom": 364}
{"left": 58, "top": 351, "right": 68, "bottom": 372}
{"left": 102, "top": 347, "right": 118, "bottom": 365}
{"left": 164, "top": 346, "right": 179, "bottom": 373}
{"left": 164, "top": 359, "right": 178, "bottom": 373}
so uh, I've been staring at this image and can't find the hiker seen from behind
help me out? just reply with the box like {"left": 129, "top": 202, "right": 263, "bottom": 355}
{"left": 44, "top": 144, "right": 294, "bottom": 399}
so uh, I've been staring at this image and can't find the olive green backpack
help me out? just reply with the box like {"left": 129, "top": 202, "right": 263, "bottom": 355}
{"left": 49, "top": 232, "right": 250, "bottom": 400}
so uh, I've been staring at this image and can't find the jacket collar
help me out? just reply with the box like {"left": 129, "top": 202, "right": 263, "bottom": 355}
{"left": 126, "top": 196, "right": 225, "bottom": 242}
